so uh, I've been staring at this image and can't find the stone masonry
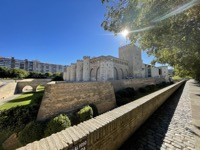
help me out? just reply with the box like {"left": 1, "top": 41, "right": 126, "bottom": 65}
{"left": 37, "top": 81, "right": 116, "bottom": 121}
{"left": 18, "top": 78, "right": 184, "bottom": 150}
{"left": 63, "top": 44, "right": 169, "bottom": 82}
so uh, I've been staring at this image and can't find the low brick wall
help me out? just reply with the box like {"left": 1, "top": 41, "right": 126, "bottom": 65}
{"left": 0, "top": 82, "right": 17, "bottom": 100}
{"left": 19, "top": 80, "right": 185, "bottom": 150}
{"left": 37, "top": 82, "right": 116, "bottom": 121}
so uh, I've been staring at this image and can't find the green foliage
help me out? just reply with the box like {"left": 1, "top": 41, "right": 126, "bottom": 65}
{"left": 0, "top": 66, "right": 64, "bottom": 79}
{"left": 0, "top": 105, "right": 39, "bottom": 131}
{"left": 18, "top": 121, "right": 44, "bottom": 145}
{"left": 102, "top": 0, "right": 200, "bottom": 81}
{"left": 45, "top": 72, "right": 53, "bottom": 78}
{"left": 0, "top": 90, "right": 43, "bottom": 132}
{"left": 44, "top": 114, "right": 71, "bottom": 137}
{"left": 115, "top": 87, "right": 136, "bottom": 106}
{"left": 145, "top": 85, "right": 156, "bottom": 92}
{"left": 0, "top": 67, "right": 29, "bottom": 79}
{"left": 172, "top": 76, "right": 182, "bottom": 82}
{"left": 51, "top": 76, "right": 63, "bottom": 81}
{"left": 77, "top": 105, "right": 93, "bottom": 122}
{"left": 89, "top": 104, "right": 99, "bottom": 117}
{"left": 51, "top": 72, "right": 63, "bottom": 81}
{"left": 115, "top": 83, "right": 172, "bottom": 106}
{"left": 138, "top": 87, "right": 147, "bottom": 93}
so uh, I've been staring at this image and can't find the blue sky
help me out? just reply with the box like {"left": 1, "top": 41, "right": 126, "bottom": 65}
{"left": 0, "top": 0, "right": 154, "bottom": 65}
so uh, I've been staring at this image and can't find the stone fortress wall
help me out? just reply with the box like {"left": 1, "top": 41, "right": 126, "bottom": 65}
{"left": 37, "top": 77, "right": 165, "bottom": 121}
{"left": 63, "top": 44, "right": 169, "bottom": 82}
{"left": 63, "top": 56, "right": 129, "bottom": 82}
{"left": 110, "top": 77, "right": 165, "bottom": 92}
{"left": 37, "top": 81, "right": 116, "bottom": 121}
{"left": 19, "top": 80, "right": 185, "bottom": 150}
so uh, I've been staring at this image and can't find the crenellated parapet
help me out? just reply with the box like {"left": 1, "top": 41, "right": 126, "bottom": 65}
{"left": 90, "top": 56, "right": 128, "bottom": 65}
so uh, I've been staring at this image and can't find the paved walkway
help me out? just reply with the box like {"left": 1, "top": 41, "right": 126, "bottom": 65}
{"left": 120, "top": 80, "right": 200, "bottom": 150}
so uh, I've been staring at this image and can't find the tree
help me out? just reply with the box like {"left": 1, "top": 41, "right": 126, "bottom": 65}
{"left": 101, "top": 0, "right": 200, "bottom": 81}
{"left": 0, "top": 67, "right": 29, "bottom": 78}
{"left": 45, "top": 72, "right": 53, "bottom": 78}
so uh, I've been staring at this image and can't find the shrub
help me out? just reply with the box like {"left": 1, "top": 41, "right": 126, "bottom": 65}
{"left": 116, "top": 87, "right": 136, "bottom": 97}
{"left": 51, "top": 76, "right": 63, "bottom": 81}
{"left": 145, "top": 85, "right": 156, "bottom": 92}
{"left": 138, "top": 87, "right": 146, "bottom": 93}
{"left": 18, "top": 121, "right": 44, "bottom": 145}
{"left": 89, "top": 104, "right": 98, "bottom": 117}
{"left": 44, "top": 114, "right": 71, "bottom": 137}
{"left": 0, "top": 105, "right": 39, "bottom": 131}
{"left": 125, "top": 87, "right": 136, "bottom": 97}
{"left": 115, "top": 87, "right": 136, "bottom": 106}
{"left": 77, "top": 105, "right": 93, "bottom": 122}
{"left": 116, "top": 97, "right": 132, "bottom": 106}
{"left": 30, "top": 92, "right": 43, "bottom": 106}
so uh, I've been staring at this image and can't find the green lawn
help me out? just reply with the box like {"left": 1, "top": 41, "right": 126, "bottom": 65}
{"left": 0, "top": 85, "right": 44, "bottom": 111}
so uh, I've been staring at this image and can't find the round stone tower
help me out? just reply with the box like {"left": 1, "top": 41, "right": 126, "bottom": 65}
{"left": 76, "top": 60, "right": 83, "bottom": 81}
{"left": 66, "top": 65, "right": 70, "bottom": 81}
{"left": 70, "top": 63, "right": 76, "bottom": 81}
{"left": 83, "top": 56, "right": 90, "bottom": 81}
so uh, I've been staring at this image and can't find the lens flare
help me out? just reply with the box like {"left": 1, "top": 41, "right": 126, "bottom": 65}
{"left": 152, "top": 0, "right": 200, "bottom": 22}
{"left": 121, "top": 29, "right": 129, "bottom": 37}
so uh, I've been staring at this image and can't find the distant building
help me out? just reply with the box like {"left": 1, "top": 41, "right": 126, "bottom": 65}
{"left": 63, "top": 44, "right": 169, "bottom": 81}
{"left": 0, "top": 56, "right": 66, "bottom": 73}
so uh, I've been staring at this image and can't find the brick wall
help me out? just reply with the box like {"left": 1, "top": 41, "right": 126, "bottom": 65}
{"left": 18, "top": 80, "right": 184, "bottom": 150}
{"left": 37, "top": 82, "right": 116, "bottom": 121}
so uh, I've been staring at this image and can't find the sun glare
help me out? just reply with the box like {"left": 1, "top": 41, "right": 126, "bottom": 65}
{"left": 121, "top": 29, "right": 129, "bottom": 37}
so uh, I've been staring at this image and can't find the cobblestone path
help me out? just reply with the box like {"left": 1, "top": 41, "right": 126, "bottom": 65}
{"left": 120, "top": 83, "right": 196, "bottom": 150}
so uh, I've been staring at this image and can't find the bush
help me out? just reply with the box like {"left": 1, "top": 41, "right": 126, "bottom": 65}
{"left": 51, "top": 76, "right": 63, "bottom": 81}
{"left": 89, "top": 104, "right": 98, "bottom": 117}
{"left": 116, "top": 97, "right": 132, "bottom": 106}
{"left": 18, "top": 121, "right": 44, "bottom": 145}
{"left": 145, "top": 85, "right": 156, "bottom": 92}
{"left": 0, "top": 105, "right": 39, "bottom": 131}
{"left": 138, "top": 87, "right": 146, "bottom": 93}
{"left": 30, "top": 92, "right": 43, "bottom": 106}
{"left": 156, "top": 82, "right": 167, "bottom": 88}
{"left": 77, "top": 105, "right": 93, "bottom": 122}
{"left": 116, "top": 87, "right": 136, "bottom": 98}
{"left": 44, "top": 114, "right": 71, "bottom": 137}
{"left": 115, "top": 87, "right": 136, "bottom": 106}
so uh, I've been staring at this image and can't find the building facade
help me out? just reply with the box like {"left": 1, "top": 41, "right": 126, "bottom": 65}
{"left": 63, "top": 56, "right": 129, "bottom": 82}
{"left": 63, "top": 44, "right": 169, "bottom": 82}
{"left": 119, "top": 44, "right": 143, "bottom": 78}
{"left": 0, "top": 57, "right": 66, "bottom": 73}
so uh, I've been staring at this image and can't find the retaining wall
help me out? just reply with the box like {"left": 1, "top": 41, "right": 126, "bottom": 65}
{"left": 19, "top": 80, "right": 185, "bottom": 150}
{"left": 37, "top": 82, "right": 116, "bottom": 121}
{"left": 110, "top": 77, "right": 165, "bottom": 92}
{"left": 0, "top": 82, "right": 17, "bottom": 100}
